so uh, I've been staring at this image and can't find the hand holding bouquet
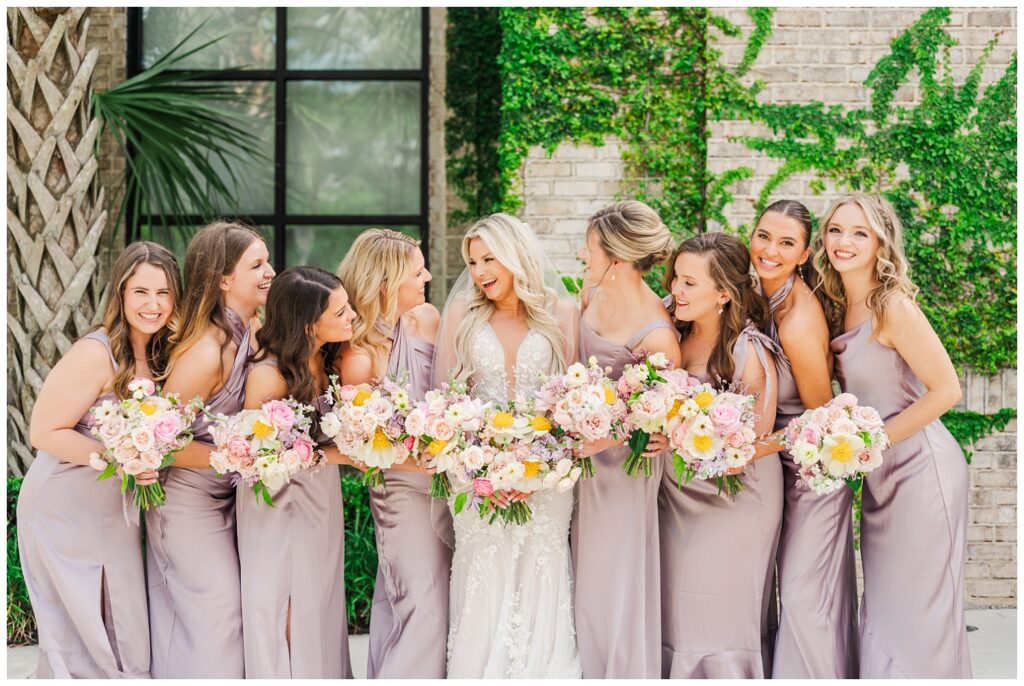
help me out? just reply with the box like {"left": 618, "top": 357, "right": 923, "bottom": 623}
{"left": 618, "top": 352, "right": 694, "bottom": 476}
{"left": 666, "top": 382, "right": 758, "bottom": 497}
{"left": 406, "top": 380, "right": 488, "bottom": 499}
{"left": 319, "top": 375, "right": 415, "bottom": 489}
{"left": 536, "top": 357, "right": 626, "bottom": 478}
{"left": 783, "top": 393, "right": 890, "bottom": 495}
{"left": 88, "top": 377, "right": 202, "bottom": 510}
{"left": 208, "top": 398, "right": 324, "bottom": 506}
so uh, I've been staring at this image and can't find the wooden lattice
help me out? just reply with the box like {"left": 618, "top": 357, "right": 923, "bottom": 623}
{"left": 7, "top": 7, "right": 109, "bottom": 476}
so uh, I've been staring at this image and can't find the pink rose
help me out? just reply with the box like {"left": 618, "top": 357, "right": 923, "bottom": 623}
{"left": 832, "top": 393, "right": 858, "bottom": 409}
{"left": 579, "top": 411, "right": 612, "bottom": 441}
{"left": 130, "top": 427, "right": 155, "bottom": 452}
{"left": 617, "top": 376, "right": 631, "bottom": 397}
{"left": 708, "top": 403, "right": 741, "bottom": 428}
{"left": 799, "top": 422, "right": 823, "bottom": 446}
{"left": 88, "top": 452, "right": 108, "bottom": 472}
{"left": 403, "top": 435, "right": 416, "bottom": 451}
{"left": 724, "top": 430, "right": 746, "bottom": 449}
{"left": 151, "top": 413, "right": 183, "bottom": 446}
{"left": 226, "top": 436, "right": 252, "bottom": 461}
{"left": 292, "top": 438, "right": 313, "bottom": 465}
{"left": 427, "top": 417, "right": 455, "bottom": 441}
{"left": 473, "top": 478, "right": 494, "bottom": 497}
{"left": 831, "top": 418, "right": 859, "bottom": 436}
{"left": 404, "top": 408, "right": 427, "bottom": 437}
{"left": 669, "top": 423, "right": 689, "bottom": 451}
{"left": 263, "top": 400, "right": 296, "bottom": 431}
{"left": 141, "top": 450, "right": 163, "bottom": 470}
{"left": 338, "top": 385, "right": 358, "bottom": 402}
{"left": 851, "top": 405, "right": 884, "bottom": 431}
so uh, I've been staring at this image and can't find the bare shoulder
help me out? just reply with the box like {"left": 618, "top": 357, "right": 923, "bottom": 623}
{"left": 778, "top": 292, "right": 830, "bottom": 347}
{"left": 53, "top": 334, "right": 115, "bottom": 383}
{"left": 554, "top": 297, "right": 580, "bottom": 322}
{"left": 338, "top": 345, "right": 375, "bottom": 385}
{"left": 406, "top": 303, "right": 441, "bottom": 340}
{"left": 877, "top": 294, "right": 927, "bottom": 346}
{"left": 246, "top": 362, "right": 288, "bottom": 397}
{"left": 638, "top": 326, "right": 682, "bottom": 365}
{"left": 176, "top": 329, "right": 225, "bottom": 370}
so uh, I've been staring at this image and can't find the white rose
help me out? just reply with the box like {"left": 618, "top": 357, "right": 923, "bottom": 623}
{"left": 462, "top": 445, "right": 485, "bottom": 472}
{"left": 282, "top": 449, "right": 301, "bottom": 471}
{"left": 555, "top": 458, "right": 573, "bottom": 477}
{"left": 319, "top": 412, "right": 341, "bottom": 438}
{"left": 647, "top": 352, "right": 669, "bottom": 368}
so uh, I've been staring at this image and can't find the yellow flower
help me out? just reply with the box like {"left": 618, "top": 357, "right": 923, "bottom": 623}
{"left": 139, "top": 402, "right": 157, "bottom": 416}
{"left": 693, "top": 390, "right": 715, "bottom": 410}
{"left": 372, "top": 426, "right": 392, "bottom": 450}
{"left": 523, "top": 460, "right": 540, "bottom": 478}
{"left": 492, "top": 412, "right": 515, "bottom": 429}
{"left": 426, "top": 439, "right": 448, "bottom": 456}
{"left": 692, "top": 434, "right": 713, "bottom": 453}
{"left": 352, "top": 388, "right": 372, "bottom": 407}
{"left": 603, "top": 386, "right": 616, "bottom": 405}
{"left": 252, "top": 420, "right": 275, "bottom": 440}
{"left": 830, "top": 439, "right": 853, "bottom": 464}
{"left": 530, "top": 416, "right": 552, "bottom": 432}
{"left": 666, "top": 399, "right": 682, "bottom": 420}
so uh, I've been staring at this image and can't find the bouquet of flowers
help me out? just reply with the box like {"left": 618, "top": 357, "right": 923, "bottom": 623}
{"left": 88, "top": 377, "right": 202, "bottom": 510}
{"left": 404, "top": 379, "right": 488, "bottom": 499}
{"left": 319, "top": 374, "right": 415, "bottom": 489}
{"left": 535, "top": 357, "right": 627, "bottom": 478}
{"left": 617, "top": 352, "right": 695, "bottom": 476}
{"left": 448, "top": 402, "right": 580, "bottom": 525}
{"left": 207, "top": 398, "right": 324, "bottom": 506}
{"left": 782, "top": 393, "right": 890, "bottom": 495}
{"left": 666, "top": 382, "right": 758, "bottom": 497}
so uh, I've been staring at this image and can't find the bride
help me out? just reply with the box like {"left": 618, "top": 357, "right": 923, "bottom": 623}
{"left": 431, "top": 213, "right": 582, "bottom": 678}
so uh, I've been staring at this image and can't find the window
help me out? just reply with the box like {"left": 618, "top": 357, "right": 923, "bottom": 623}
{"left": 128, "top": 7, "right": 428, "bottom": 272}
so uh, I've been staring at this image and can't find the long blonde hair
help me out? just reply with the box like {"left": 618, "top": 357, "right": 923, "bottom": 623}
{"left": 99, "top": 241, "right": 182, "bottom": 399}
{"left": 337, "top": 229, "right": 420, "bottom": 377}
{"left": 164, "top": 221, "right": 264, "bottom": 378}
{"left": 454, "top": 214, "right": 567, "bottom": 380}
{"left": 813, "top": 193, "right": 919, "bottom": 337}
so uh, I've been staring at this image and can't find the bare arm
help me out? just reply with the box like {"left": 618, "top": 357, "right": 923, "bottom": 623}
{"left": 338, "top": 348, "right": 376, "bottom": 387}
{"left": 741, "top": 340, "right": 779, "bottom": 461}
{"left": 556, "top": 298, "right": 581, "bottom": 366}
{"left": 778, "top": 306, "right": 834, "bottom": 411}
{"left": 29, "top": 339, "right": 114, "bottom": 466}
{"left": 405, "top": 303, "right": 441, "bottom": 345}
{"left": 876, "top": 297, "right": 962, "bottom": 445}
{"left": 162, "top": 334, "right": 231, "bottom": 468}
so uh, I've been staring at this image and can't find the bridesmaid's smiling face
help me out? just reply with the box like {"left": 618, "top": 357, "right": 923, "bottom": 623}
{"left": 669, "top": 251, "right": 729, "bottom": 323}
{"left": 123, "top": 262, "right": 175, "bottom": 335}
{"left": 395, "top": 247, "right": 431, "bottom": 313}
{"left": 222, "top": 238, "right": 276, "bottom": 309}
{"left": 467, "top": 236, "right": 515, "bottom": 303}
{"left": 824, "top": 202, "right": 881, "bottom": 275}
{"left": 313, "top": 285, "right": 357, "bottom": 345}
{"left": 750, "top": 211, "right": 810, "bottom": 281}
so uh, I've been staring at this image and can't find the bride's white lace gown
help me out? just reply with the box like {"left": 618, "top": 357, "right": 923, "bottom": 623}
{"left": 446, "top": 323, "right": 582, "bottom": 678}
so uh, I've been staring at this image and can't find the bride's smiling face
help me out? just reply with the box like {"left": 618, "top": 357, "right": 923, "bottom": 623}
{"left": 467, "top": 236, "right": 515, "bottom": 303}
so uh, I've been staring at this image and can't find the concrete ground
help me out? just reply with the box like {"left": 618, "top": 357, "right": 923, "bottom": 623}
{"left": 6, "top": 609, "right": 1016, "bottom": 678}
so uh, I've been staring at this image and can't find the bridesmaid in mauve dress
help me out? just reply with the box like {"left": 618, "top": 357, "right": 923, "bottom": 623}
{"left": 749, "top": 200, "right": 859, "bottom": 678}
{"left": 568, "top": 201, "right": 680, "bottom": 679}
{"left": 17, "top": 242, "right": 180, "bottom": 677}
{"left": 146, "top": 222, "right": 275, "bottom": 678}
{"left": 818, "top": 193, "right": 970, "bottom": 678}
{"left": 653, "top": 233, "right": 783, "bottom": 679}
{"left": 236, "top": 267, "right": 358, "bottom": 678}
{"left": 337, "top": 229, "right": 452, "bottom": 678}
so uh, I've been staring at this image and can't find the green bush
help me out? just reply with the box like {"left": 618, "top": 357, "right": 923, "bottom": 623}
{"left": 6, "top": 471, "right": 380, "bottom": 643}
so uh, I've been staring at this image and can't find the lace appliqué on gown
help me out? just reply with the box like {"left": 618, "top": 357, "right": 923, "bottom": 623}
{"left": 445, "top": 325, "right": 582, "bottom": 678}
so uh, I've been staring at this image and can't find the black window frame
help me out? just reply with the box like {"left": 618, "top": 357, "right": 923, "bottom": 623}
{"left": 126, "top": 7, "right": 431, "bottom": 271}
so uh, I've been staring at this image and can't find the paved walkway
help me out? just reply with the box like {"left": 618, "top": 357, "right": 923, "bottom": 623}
{"left": 6, "top": 609, "right": 1016, "bottom": 678}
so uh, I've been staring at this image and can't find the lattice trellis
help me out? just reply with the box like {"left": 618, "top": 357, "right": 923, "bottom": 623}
{"left": 7, "top": 7, "right": 110, "bottom": 476}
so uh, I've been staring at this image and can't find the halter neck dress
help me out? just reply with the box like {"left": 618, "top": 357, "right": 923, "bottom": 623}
{"left": 570, "top": 313, "right": 678, "bottom": 678}
{"left": 145, "top": 307, "right": 251, "bottom": 678}
{"left": 366, "top": 315, "right": 453, "bottom": 678}
{"left": 17, "top": 330, "right": 151, "bottom": 678}
{"left": 832, "top": 316, "right": 970, "bottom": 677}
{"left": 658, "top": 323, "right": 784, "bottom": 678}
{"left": 235, "top": 356, "right": 352, "bottom": 678}
{"left": 768, "top": 276, "right": 859, "bottom": 678}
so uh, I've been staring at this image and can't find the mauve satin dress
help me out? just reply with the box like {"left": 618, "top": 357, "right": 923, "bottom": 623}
{"left": 367, "top": 316, "right": 453, "bottom": 678}
{"left": 145, "top": 307, "right": 250, "bottom": 678}
{"left": 236, "top": 357, "right": 352, "bottom": 678}
{"left": 571, "top": 316, "right": 677, "bottom": 679}
{"left": 659, "top": 325, "right": 784, "bottom": 678}
{"left": 832, "top": 317, "right": 971, "bottom": 678}
{"left": 769, "top": 276, "right": 859, "bottom": 678}
{"left": 17, "top": 330, "right": 151, "bottom": 678}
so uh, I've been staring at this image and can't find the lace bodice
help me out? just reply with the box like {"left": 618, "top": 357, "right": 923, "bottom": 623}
{"left": 470, "top": 323, "right": 553, "bottom": 405}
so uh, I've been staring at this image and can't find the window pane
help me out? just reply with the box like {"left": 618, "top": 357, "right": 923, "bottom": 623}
{"left": 138, "top": 224, "right": 274, "bottom": 268}
{"left": 149, "top": 82, "right": 275, "bottom": 216}
{"left": 287, "top": 7, "right": 421, "bottom": 70}
{"left": 141, "top": 7, "right": 276, "bottom": 69}
{"left": 285, "top": 225, "right": 420, "bottom": 271}
{"left": 286, "top": 81, "right": 421, "bottom": 215}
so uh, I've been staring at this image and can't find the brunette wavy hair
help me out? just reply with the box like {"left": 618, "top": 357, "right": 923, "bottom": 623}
{"left": 251, "top": 266, "right": 343, "bottom": 404}
{"left": 664, "top": 232, "right": 768, "bottom": 386}
{"left": 98, "top": 241, "right": 182, "bottom": 399}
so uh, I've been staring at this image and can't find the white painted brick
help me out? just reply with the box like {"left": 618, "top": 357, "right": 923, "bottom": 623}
{"left": 968, "top": 543, "right": 1015, "bottom": 560}
{"left": 968, "top": 10, "right": 1015, "bottom": 27}
{"left": 574, "top": 161, "right": 620, "bottom": 179}
{"left": 775, "top": 9, "right": 823, "bottom": 27}
{"left": 552, "top": 180, "right": 598, "bottom": 197}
